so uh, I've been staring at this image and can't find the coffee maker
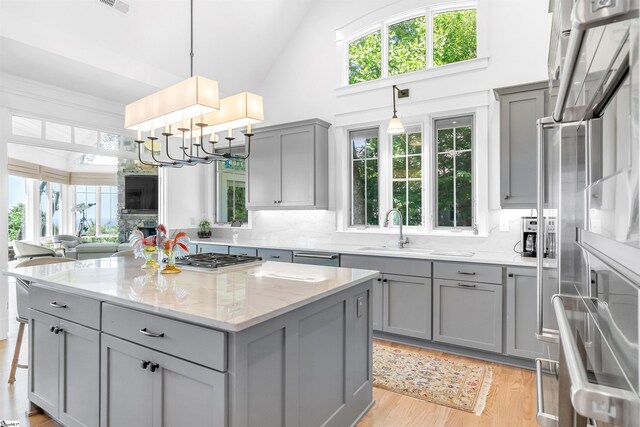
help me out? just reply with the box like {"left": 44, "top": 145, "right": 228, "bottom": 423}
{"left": 521, "top": 217, "right": 538, "bottom": 257}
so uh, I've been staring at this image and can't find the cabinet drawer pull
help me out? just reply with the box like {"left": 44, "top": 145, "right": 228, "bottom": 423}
{"left": 149, "top": 363, "right": 160, "bottom": 373}
{"left": 456, "top": 271, "right": 476, "bottom": 276}
{"left": 141, "top": 360, "right": 150, "bottom": 370}
{"left": 50, "top": 326, "right": 62, "bottom": 334}
{"left": 270, "top": 255, "right": 280, "bottom": 259}
{"left": 382, "top": 278, "right": 388, "bottom": 283}
{"left": 49, "top": 301, "right": 67, "bottom": 308}
{"left": 139, "top": 328, "right": 165, "bottom": 338}
{"left": 457, "top": 283, "right": 476, "bottom": 288}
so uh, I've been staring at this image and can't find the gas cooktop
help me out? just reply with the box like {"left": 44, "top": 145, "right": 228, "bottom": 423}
{"left": 174, "top": 253, "right": 263, "bottom": 270}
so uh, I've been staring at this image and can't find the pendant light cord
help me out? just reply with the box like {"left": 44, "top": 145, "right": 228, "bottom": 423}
{"left": 190, "top": 0, "right": 194, "bottom": 78}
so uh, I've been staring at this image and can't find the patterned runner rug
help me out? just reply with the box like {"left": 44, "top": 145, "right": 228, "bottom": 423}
{"left": 373, "top": 341, "right": 493, "bottom": 415}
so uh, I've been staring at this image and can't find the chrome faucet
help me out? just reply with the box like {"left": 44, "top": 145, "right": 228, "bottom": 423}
{"left": 383, "top": 208, "right": 409, "bottom": 248}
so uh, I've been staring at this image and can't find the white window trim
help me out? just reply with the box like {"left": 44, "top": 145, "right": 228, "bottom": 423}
{"left": 212, "top": 159, "right": 252, "bottom": 229}
{"left": 72, "top": 185, "right": 119, "bottom": 238}
{"left": 431, "top": 113, "right": 476, "bottom": 232}
{"left": 342, "top": 1, "right": 480, "bottom": 87}
{"left": 338, "top": 105, "right": 489, "bottom": 237}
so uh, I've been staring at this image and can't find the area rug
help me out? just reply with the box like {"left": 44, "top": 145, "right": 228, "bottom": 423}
{"left": 372, "top": 342, "right": 492, "bottom": 415}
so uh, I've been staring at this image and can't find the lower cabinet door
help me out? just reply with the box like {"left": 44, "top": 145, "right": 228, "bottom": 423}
{"left": 153, "top": 350, "right": 227, "bottom": 427}
{"left": 382, "top": 274, "right": 432, "bottom": 340}
{"left": 101, "top": 334, "right": 227, "bottom": 427}
{"left": 433, "top": 279, "right": 503, "bottom": 353}
{"left": 101, "top": 334, "right": 155, "bottom": 427}
{"left": 506, "top": 268, "right": 542, "bottom": 359}
{"left": 59, "top": 321, "right": 100, "bottom": 427}
{"left": 29, "top": 310, "right": 60, "bottom": 418}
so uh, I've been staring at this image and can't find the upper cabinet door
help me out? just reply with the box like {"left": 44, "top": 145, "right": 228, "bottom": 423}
{"left": 497, "top": 84, "right": 546, "bottom": 208}
{"left": 247, "top": 132, "right": 280, "bottom": 208}
{"left": 280, "top": 126, "right": 315, "bottom": 207}
{"left": 247, "top": 119, "right": 330, "bottom": 210}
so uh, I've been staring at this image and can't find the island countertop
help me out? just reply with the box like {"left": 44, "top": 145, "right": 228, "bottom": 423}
{"left": 4, "top": 257, "right": 378, "bottom": 332}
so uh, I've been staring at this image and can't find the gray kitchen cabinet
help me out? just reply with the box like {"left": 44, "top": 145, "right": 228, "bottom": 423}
{"left": 433, "top": 279, "right": 503, "bottom": 353}
{"left": 340, "top": 255, "right": 431, "bottom": 335}
{"left": 29, "top": 309, "right": 100, "bottom": 427}
{"left": 506, "top": 267, "right": 558, "bottom": 359}
{"left": 247, "top": 119, "right": 330, "bottom": 210}
{"left": 258, "top": 248, "right": 293, "bottom": 263}
{"left": 229, "top": 246, "right": 258, "bottom": 256}
{"left": 382, "top": 274, "right": 431, "bottom": 340}
{"left": 101, "top": 334, "right": 226, "bottom": 427}
{"left": 198, "top": 244, "right": 229, "bottom": 255}
{"left": 495, "top": 81, "right": 547, "bottom": 208}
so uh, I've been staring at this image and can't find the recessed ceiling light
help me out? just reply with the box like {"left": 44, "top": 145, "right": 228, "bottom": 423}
{"left": 452, "top": 121, "right": 457, "bottom": 124}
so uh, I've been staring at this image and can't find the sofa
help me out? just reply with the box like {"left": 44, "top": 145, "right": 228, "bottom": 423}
{"left": 53, "top": 235, "right": 131, "bottom": 260}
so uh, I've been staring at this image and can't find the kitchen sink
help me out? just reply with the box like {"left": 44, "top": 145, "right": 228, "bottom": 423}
{"left": 429, "top": 250, "right": 475, "bottom": 257}
{"left": 356, "top": 246, "right": 433, "bottom": 255}
{"left": 356, "top": 246, "right": 475, "bottom": 257}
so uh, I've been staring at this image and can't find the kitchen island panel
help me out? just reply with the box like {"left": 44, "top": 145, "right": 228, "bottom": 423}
{"left": 229, "top": 279, "right": 373, "bottom": 427}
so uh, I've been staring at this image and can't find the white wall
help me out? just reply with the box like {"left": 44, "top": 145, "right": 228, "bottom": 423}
{"left": 170, "top": 0, "right": 550, "bottom": 252}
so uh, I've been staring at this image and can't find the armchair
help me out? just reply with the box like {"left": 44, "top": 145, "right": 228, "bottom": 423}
{"left": 12, "top": 240, "right": 57, "bottom": 260}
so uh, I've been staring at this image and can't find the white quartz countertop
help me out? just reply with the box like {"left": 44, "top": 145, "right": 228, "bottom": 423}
{"left": 190, "top": 237, "right": 537, "bottom": 267}
{"left": 4, "top": 258, "right": 378, "bottom": 332}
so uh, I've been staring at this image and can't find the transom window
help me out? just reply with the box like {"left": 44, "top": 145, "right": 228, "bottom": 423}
{"left": 347, "top": 6, "right": 477, "bottom": 85}
{"left": 349, "top": 114, "right": 475, "bottom": 232}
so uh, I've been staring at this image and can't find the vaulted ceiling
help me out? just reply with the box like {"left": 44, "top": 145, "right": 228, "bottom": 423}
{"left": 0, "top": 0, "right": 317, "bottom": 103}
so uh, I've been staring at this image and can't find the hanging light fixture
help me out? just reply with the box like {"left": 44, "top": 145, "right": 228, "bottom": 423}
{"left": 126, "top": 0, "right": 263, "bottom": 168}
{"left": 387, "top": 85, "right": 409, "bottom": 135}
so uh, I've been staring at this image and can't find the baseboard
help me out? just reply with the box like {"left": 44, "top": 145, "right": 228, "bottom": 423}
{"left": 373, "top": 331, "right": 535, "bottom": 370}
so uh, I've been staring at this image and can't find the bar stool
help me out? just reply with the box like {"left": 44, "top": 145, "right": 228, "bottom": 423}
{"left": 8, "top": 257, "right": 75, "bottom": 384}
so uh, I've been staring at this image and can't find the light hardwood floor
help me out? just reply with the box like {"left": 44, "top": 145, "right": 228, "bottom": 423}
{"left": 357, "top": 340, "right": 539, "bottom": 427}
{"left": 1, "top": 281, "right": 537, "bottom": 427}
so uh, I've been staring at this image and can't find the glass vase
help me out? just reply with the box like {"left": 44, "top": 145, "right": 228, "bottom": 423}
{"left": 160, "top": 247, "right": 181, "bottom": 274}
{"left": 141, "top": 246, "right": 160, "bottom": 269}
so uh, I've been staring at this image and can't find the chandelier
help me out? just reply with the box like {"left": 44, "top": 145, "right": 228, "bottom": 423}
{"left": 124, "top": 0, "right": 264, "bottom": 168}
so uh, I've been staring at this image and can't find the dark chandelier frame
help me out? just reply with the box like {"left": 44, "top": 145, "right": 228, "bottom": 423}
{"left": 133, "top": 0, "right": 254, "bottom": 169}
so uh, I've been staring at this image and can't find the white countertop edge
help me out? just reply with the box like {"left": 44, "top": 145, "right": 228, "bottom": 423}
{"left": 4, "top": 268, "right": 380, "bottom": 333}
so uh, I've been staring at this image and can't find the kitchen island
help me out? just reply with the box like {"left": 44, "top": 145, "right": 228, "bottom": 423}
{"left": 5, "top": 257, "right": 378, "bottom": 427}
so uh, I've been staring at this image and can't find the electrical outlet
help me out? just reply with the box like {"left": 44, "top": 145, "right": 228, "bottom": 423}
{"left": 500, "top": 218, "right": 510, "bottom": 232}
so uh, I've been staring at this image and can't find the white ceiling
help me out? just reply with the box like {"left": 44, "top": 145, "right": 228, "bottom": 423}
{"left": 0, "top": 0, "right": 317, "bottom": 104}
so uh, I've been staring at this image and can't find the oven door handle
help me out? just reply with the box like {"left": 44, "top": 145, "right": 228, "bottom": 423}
{"left": 552, "top": 295, "right": 640, "bottom": 425}
{"left": 535, "top": 358, "right": 559, "bottom": 427}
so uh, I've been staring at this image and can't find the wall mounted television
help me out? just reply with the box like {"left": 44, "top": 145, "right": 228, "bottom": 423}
{"left": 123, "top": 175, "right": 158, "bottom": 214}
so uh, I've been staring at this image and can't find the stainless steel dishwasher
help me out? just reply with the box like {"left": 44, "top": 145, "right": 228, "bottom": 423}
{"left": 292, "top": 251, "right": 340, "bottom": 266}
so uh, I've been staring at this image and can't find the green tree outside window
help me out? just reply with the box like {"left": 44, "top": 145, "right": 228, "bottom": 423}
{"left": 433, "top": 9, "right": 477, "bottom": 66}
{"left": 349, "top": 30, "right": 382, "bottom": 85}
{"left": 388, "top": 17, "right": 427, "bottom": 76}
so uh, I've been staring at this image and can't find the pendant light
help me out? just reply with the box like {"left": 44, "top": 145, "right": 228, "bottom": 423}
{"left": 387, "top": 85, "right": 409, "bottom": 135}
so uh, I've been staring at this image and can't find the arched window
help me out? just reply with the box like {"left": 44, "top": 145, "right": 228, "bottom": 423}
{"left": 347, "top": 5, "right": 477, "bottom": 85}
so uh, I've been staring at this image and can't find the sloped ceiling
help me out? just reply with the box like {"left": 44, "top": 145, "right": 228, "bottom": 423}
{"left": 0, "top": 0, "right": 315, "bottom": 104}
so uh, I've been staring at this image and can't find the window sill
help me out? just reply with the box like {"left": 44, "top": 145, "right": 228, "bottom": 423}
{"left": 337, "top": 227, "right": 487, "bottom": 238}
{"left": 335, "top": 57, "right": 489, "bottom": 97}
{"left": 212, "top": 223, "right": 252, "bottom": 230}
